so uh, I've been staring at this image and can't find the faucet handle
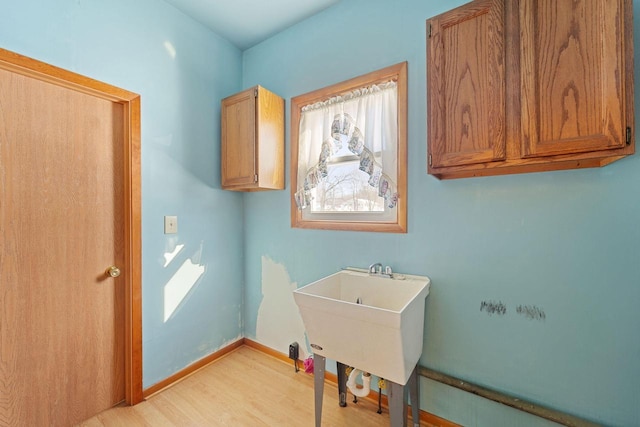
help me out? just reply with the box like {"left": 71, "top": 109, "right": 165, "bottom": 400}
{"left": 384, "top": 266, "right": 393, "bottom": 276}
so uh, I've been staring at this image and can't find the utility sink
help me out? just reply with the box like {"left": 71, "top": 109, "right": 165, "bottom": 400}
{"left": 293, "top": 269, "right": 430, "bottom": 385}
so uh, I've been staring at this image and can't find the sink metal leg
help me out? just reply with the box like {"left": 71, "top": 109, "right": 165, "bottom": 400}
{"left": 388, "top": 380, "right": 408, "bottom": 427}
{"left": 408, "top": 366, "right": 420, "bottom": 427}
{"left": 336, "top": 361, "right": 348, "bottom": 407}
{"left": 313, "top": 354, "right": 326, "bottom": 427}
{"left": 315, "top": 358, "right": 419, "bottom": 427}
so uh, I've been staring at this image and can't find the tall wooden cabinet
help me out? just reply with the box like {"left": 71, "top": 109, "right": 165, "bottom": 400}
{"left": 221, "top": 85, "right": 284, "bottom": 191}
{"left": 427, "top": 0, "right": 634, "bottom": 179}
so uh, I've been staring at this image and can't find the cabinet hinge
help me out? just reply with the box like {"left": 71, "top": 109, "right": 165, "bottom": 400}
{"left": 428, "top": 23, "right": 432, "bottom": 38}
{"left": 626, "top": 127, "right": 632, "bottom": 145}
{"left": 254, "top": 174, "right": 258, "bottom": 183}
{"left": 254, "top": 87, "right": 258, "bottom": 98}
{"left": 428, "top": 154, "right": 432, "bottom": 166}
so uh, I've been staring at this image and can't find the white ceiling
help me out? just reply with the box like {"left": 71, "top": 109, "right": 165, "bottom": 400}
{"left": 163, "top": 0, "right": 341, "bottom": 50}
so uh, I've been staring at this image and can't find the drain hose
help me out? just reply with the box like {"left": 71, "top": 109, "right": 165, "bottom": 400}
{"left": 346, "top": 368, "right": 371, "bottom": 397}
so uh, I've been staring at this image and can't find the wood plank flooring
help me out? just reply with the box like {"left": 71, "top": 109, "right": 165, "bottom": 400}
{"left": 79, "top": 346, "right": 439, "bottom": 427}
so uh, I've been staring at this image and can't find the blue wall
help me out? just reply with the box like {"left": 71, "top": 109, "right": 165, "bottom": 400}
{"left": 2, "top": 0, "right": 639, "bottom": 425}
{"left": 0, "top": 0, "right": 245, "bottom": 387}
{"left": 242, "top": 0, "right": 640, "bottom": 426}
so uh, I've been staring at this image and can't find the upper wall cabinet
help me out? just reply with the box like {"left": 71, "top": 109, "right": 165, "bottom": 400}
{"left": 427, "top": 0, "right": 506, "bottom": 170}
{"left": 221, "top": 85, "right": 284, "bottom": 191}
{"left": 427, "top": 0, "right": 635, "bottom": 179}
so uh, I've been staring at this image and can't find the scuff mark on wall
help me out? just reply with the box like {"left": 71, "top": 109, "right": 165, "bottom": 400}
{"left": 480, "top": 300, "right": 507, "bottom": 316}
{"left": 256, "top": 256, "right": 309, "bottom": 359}
{"left": 516, "top": 305, "right": 546, "bottom": 321}
{"left": 479, "top": 300, "right": 547, "bottom": 322}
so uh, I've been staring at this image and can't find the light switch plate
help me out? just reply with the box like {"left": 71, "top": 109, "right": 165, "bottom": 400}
{"left": 164, "top": 216, "right": 178, "bottom": 234}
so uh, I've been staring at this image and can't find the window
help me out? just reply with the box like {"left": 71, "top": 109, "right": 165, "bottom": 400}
{"left": 291, "top": 62, "right": 407, "bottom": 232}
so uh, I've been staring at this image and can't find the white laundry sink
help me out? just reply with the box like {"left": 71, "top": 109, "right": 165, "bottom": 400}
{"left": 293, "top": 269, "right": 430, "bottom": 385}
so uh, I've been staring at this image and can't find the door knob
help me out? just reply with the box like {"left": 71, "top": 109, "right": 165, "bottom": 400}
{"left": 106, "top": 266, "right": 121, "bottom": 278}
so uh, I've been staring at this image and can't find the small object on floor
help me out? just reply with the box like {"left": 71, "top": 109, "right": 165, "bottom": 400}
{"left": 377, "top": 378, "right": 385, "bottom": 414}
{"left": 288, "top": 342, "right": 299, "bottom": 373}
{"left": 304, "top": 357, "right": 314, "bottom": 373}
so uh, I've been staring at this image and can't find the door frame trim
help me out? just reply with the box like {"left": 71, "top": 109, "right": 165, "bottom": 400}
{"left": 0, "top": 48, "right": 144, "bottom": 404}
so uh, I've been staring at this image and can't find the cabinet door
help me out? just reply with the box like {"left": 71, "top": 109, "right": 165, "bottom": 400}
{"left": 256, "top": 86, "right": 285, "bottom": 190}
{"left": 221, "top": 88, "right": 257, "bottom": 188}
{"left": 519, "top": 0, "right": 632, "bottom": 157}
{"left": 427, "top": 0, "right": 506, "bottom": 170}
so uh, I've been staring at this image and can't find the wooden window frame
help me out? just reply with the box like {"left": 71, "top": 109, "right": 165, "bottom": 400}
{"left": 290, "top": 62, "right": 408, "bottom": 233}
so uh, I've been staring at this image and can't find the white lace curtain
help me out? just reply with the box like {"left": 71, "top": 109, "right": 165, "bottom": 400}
{"left": 294, "top": 81, "right": 398, "bottom": 210}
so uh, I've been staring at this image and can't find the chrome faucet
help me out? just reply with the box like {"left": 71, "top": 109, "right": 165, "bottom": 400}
{"left": 368, "top": 263, "right": 383, "bottom": 275}
{"left": 369, "top": 263, "right": 393, "bottom": 278}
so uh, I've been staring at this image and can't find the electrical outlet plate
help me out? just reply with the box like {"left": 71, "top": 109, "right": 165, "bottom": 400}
{"left": 289, "top": 342, "right": 299, "bottom": 360}
{"left": 164, "top": 216, "right": 178, "bottom": 234}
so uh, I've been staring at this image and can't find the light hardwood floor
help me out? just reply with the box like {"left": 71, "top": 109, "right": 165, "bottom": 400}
{"left": 79, "top": 346, "right": 440, "bottom": 427}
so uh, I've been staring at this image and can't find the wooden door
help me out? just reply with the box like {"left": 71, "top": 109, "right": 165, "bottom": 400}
{"left": 221, "top": 87, "right": 257, "bottom": 189}
{"left": 427, "top": 0, "right": 506, "bottom": 170}
{"left": 519, "top": 0, "right": 632, "bottom": 157}
{"left": 0, "top": 66, "right": 126, "bottom": 425}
